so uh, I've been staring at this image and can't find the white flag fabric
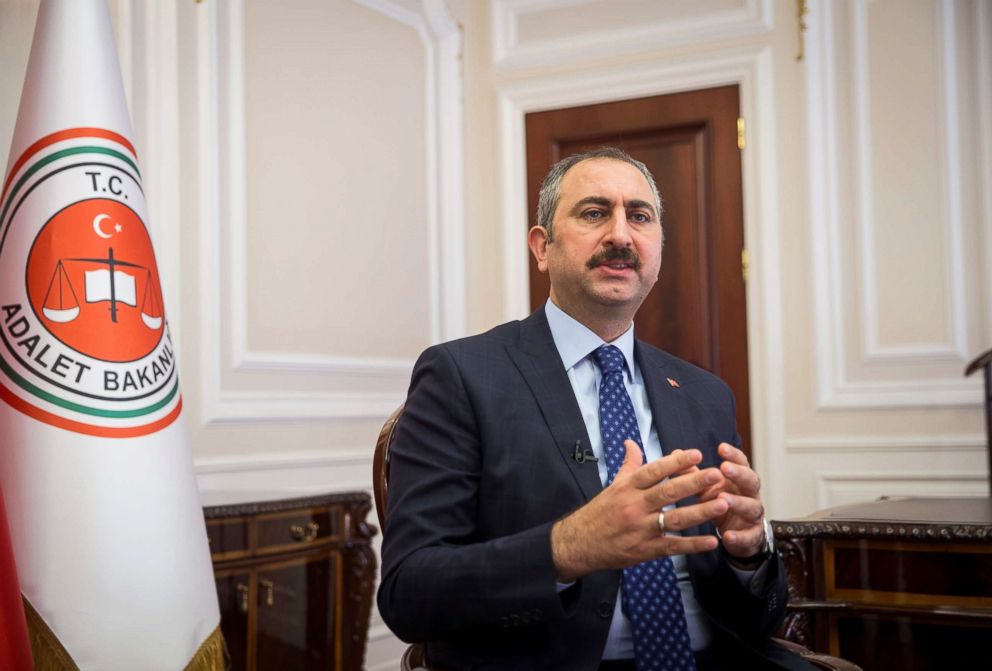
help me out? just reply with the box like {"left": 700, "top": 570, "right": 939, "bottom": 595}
{"left": 0, "top": 1, "right": 222, "bottom": 669}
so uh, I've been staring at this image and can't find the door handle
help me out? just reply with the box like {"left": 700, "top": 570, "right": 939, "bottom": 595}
{"left": 236, "top": 583, "right": 249, "bottom": 613}
{"left": 260, "top": 579, "right": 275, "bottom": 607}
{"left": 290, "top": 520, "right": 319, "bottom": 542}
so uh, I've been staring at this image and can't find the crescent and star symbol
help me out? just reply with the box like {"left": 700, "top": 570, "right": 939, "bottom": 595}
{"left": 92, "top": 213, "right": 123, "bottom": 239}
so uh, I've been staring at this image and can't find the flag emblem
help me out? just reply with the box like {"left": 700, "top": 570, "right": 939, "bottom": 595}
{"left": 0, "top": 2, "right": 221, "bottom": 668}
{"left": 667, "top": 377, "right": 680, "bottom": 388}
{"left": 0, "top": 129, "right": 181, "bottom": 437}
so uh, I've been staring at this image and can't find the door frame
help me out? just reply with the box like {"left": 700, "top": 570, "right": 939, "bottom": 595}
{"left": 494, "top": 47, "right": 787, "bottom": 511}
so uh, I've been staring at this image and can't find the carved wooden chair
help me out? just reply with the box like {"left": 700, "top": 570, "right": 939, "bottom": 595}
{"left": 374, "top": 405, "right": 862, "bottom": 671}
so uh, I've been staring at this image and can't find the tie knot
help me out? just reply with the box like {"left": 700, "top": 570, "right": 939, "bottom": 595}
{"left": 591, "top": 344, "right": 626, "bottom": 375}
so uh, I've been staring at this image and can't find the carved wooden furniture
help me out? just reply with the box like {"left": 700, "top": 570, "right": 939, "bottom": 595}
{"left": 376, "top": 405, "right": 860, "bottom": 671}
{"left": 774, "top": 497, "right": 992, "bottom": 671}
{"left": 203, "top": 492, "right": 377, "bottom": 671}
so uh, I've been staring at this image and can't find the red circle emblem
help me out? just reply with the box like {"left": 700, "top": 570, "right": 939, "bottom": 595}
{"left": 26, "top": 198, "right": 165, "bottom": 363}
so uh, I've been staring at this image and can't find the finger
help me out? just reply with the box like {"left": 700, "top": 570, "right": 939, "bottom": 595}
{"left": 720, "top": 523, "right": 766, "bottom": 555}
{"left": 697, "top": 462, "right": 728, "bottom": 500}
{"left": 696, "top": 479, "right": 726, "bottom": 502}
{"left": 718, "top": 493, "right": 764, "bottom": 525}
{"left": 657, "top": 498, "right": 729, "bottom": 533}
{"left": 673, "top": 462, "right": 701, "bottom": 477}
{"left": 615, "top": 440, "right": 644, "bottom": 481}
{"left": 718, "top": 442, "right": 750, "bottom": 467}
{"left": 720, "top": 460, "right": 760, "bottom": 497}
{"left": 648, "top": 467, "right": 723, "bottom": 507}
{"left": 643, "top": 533, "right": 720, "bottom": 558}
{"left": 630, "top": 449, "right": 702, "bottom": 489}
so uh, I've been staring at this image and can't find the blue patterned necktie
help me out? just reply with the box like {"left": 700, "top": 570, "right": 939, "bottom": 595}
{"left": 591, "top": 344, "right": 696, "bottom": 671}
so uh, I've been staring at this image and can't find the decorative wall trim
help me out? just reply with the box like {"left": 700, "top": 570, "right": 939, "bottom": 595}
{"left": 786, "top": 433, "right": 986, "bottom": 453}
{"left": 491, "top": 0, "right": 773, "bottom": 70}
{"left": 853, "top": 0, "right": 970, "bottom": 363}
{"left": 194, "top": 448, "right": 377, "bottom": 496}
{"left": 815, "top": 378, "right": 980, "bottom": 410}
{"left": 194, "top": 0, "right": 224, "bottom": 424}
{"left": 114, "top": 0, "right": 184, "bottom": 358}
{"left": 806, "top": 0, "right": 982, "bottom": 409}
{"left": 978, "top": 0, "right": 992, "bottom": 340}
{"left": 236, "top": 350, "right": 413, "bottom": 377}
{"left": 816, "top": 471, "right": 988, "bottom": 509}
{"left": 205, "top": 390, "right": 404, "bottom": 423}
{"left": 495, "top": 43, "right": 787, "bottom": 511}
{"left": 195, "top": 448, "right": 373, "bottom": 473}
{"left": 932, "top": 0, "right": 970, "bottom": 362}
{"left": 195, "top": 0, "right": 463, "bottom": 424}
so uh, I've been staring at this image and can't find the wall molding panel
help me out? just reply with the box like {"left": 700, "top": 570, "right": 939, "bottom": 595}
{"left": 491, "top": 0, "right": 773, "bottom": 71}
{"left": 785, "top": 433, "right": 986, "bottom": 453}
{"left": 978, "top": 0, "right": 992, "bottom": 341}
{"left": 805, "top": 0, "right": 986, "bottom": 410}
{"left": 854, "top": 0, "right": 970, "bottom": 364}
{"left": 195, "top": 448, "right": 375, "bottom": 495}
{"left": 194, "top": 0, "right": 464, "bottom": 425}
{"left": 816, "top": 471, "right": 989, "bottom": 509}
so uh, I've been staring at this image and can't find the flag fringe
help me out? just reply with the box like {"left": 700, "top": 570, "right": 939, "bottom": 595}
{"left": 24, "top": 597, "right": 226, "bottom": 671}
{"left": 23, "top": 597, "right": 78, "bottom": 671}
{"left": 184, "top": 625, "right": 227, "bottom": 671}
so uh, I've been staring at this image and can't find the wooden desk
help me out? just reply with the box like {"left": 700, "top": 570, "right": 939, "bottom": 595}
{"left": 203, "top": 492, "right": 377, "bottom": 671}
{"left": 773, "top": 497, "right": 992, "bottom": 670}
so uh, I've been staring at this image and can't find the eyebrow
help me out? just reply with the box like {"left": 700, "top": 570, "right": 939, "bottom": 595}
{"left": 568, "top": 196, "right": 657, "bottom": 219}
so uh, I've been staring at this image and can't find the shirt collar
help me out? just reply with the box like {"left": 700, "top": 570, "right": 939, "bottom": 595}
{"left": 544, "top": 299, "right": 635, "bottom": 373}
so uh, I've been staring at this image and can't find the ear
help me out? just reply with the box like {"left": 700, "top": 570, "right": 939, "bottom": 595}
{"left": 527, "top": 226, "right": 550, "bottom": 273}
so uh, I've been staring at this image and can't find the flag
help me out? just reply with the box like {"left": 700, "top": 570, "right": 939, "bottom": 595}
{"left": 0, "top": 1, "right": 223, "bottom": 669}
{"left": 0, "top": 486, "right": 32, "bottom": 671}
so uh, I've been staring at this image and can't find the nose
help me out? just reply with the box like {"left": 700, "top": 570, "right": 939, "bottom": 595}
{"left": 603, "top": 209, "right": 634, "bottom": 247}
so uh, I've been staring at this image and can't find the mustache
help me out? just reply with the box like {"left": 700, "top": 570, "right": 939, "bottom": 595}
{"left": 586, "top": 246, "right": 642, "bottom": 271}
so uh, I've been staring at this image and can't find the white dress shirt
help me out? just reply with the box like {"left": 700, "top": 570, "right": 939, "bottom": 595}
{"left": 544, "top": 299, "right": 714, "bottom": 657}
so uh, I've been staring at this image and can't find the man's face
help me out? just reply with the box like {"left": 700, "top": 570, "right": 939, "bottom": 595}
{"left": 529, "top": 158, "right": 663, "bottom": 320}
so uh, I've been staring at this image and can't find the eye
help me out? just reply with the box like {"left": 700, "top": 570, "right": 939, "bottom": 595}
{"left": 582, "top": 209, "right": 606, "bottom": 221}
{"left": 629, "top": 211, "right": 651, "bottom": 224}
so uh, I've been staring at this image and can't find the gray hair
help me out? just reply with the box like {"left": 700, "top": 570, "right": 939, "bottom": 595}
{"left": 535, "top": 147, "right": 663, "bottom": 241}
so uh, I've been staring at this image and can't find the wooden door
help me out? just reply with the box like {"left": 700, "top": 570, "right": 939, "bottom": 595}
{"left": 525, "top": 85, "right": 753, "bottom": 458}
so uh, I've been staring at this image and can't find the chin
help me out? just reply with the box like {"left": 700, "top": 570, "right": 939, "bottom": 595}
{"left": 590, "top": 292, "right": 639, "bottom": 308}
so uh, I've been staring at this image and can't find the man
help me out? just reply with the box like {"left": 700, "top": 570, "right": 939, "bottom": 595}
{"left": 378, "top": 148, "right": 812, "bottom": 670}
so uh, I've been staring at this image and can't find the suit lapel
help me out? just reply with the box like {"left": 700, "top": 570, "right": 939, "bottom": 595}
{"left": 636, "top": 342, "right": 701, "bottom": 510}
{"left": 506, "top": 309, "right": 603, "bottom": 501}
{"left": 637, "top": 342, "right": 689, "bottom": 455}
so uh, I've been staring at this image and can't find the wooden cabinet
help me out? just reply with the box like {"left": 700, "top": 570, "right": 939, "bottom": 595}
{"left": 204, "top": 493, "right": 377, "bottom": 671}
{"left": 773, "top": 497, "right": 992, "bottom": 671}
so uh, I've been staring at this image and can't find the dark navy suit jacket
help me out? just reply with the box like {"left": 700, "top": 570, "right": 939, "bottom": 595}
{"left": 378, "top": 307, "right": 807, "bottom": 670}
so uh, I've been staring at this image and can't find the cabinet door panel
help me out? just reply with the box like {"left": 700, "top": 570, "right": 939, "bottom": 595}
{"left": 207, "top": 517, "right": 251, "bottom": 560}
{"left": 215, "top": 570, "right": 252, "bottom": 671}
{"left": 256, "top": 552, "right": 339, "bottom": 670}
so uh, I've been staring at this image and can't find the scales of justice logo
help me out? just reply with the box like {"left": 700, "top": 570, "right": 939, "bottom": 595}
{"left": 0, "top": 129, "right": 181, "bottom": 437}
{"left": 28, "top": 199, "right": 164, "bottom": 361}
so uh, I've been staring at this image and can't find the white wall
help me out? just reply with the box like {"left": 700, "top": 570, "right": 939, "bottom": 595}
{"left": 456, "top": 0, "right": 991, "bottom": 519}
{"left": 1, "top": 1, "right": 990, "bottom": 668}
